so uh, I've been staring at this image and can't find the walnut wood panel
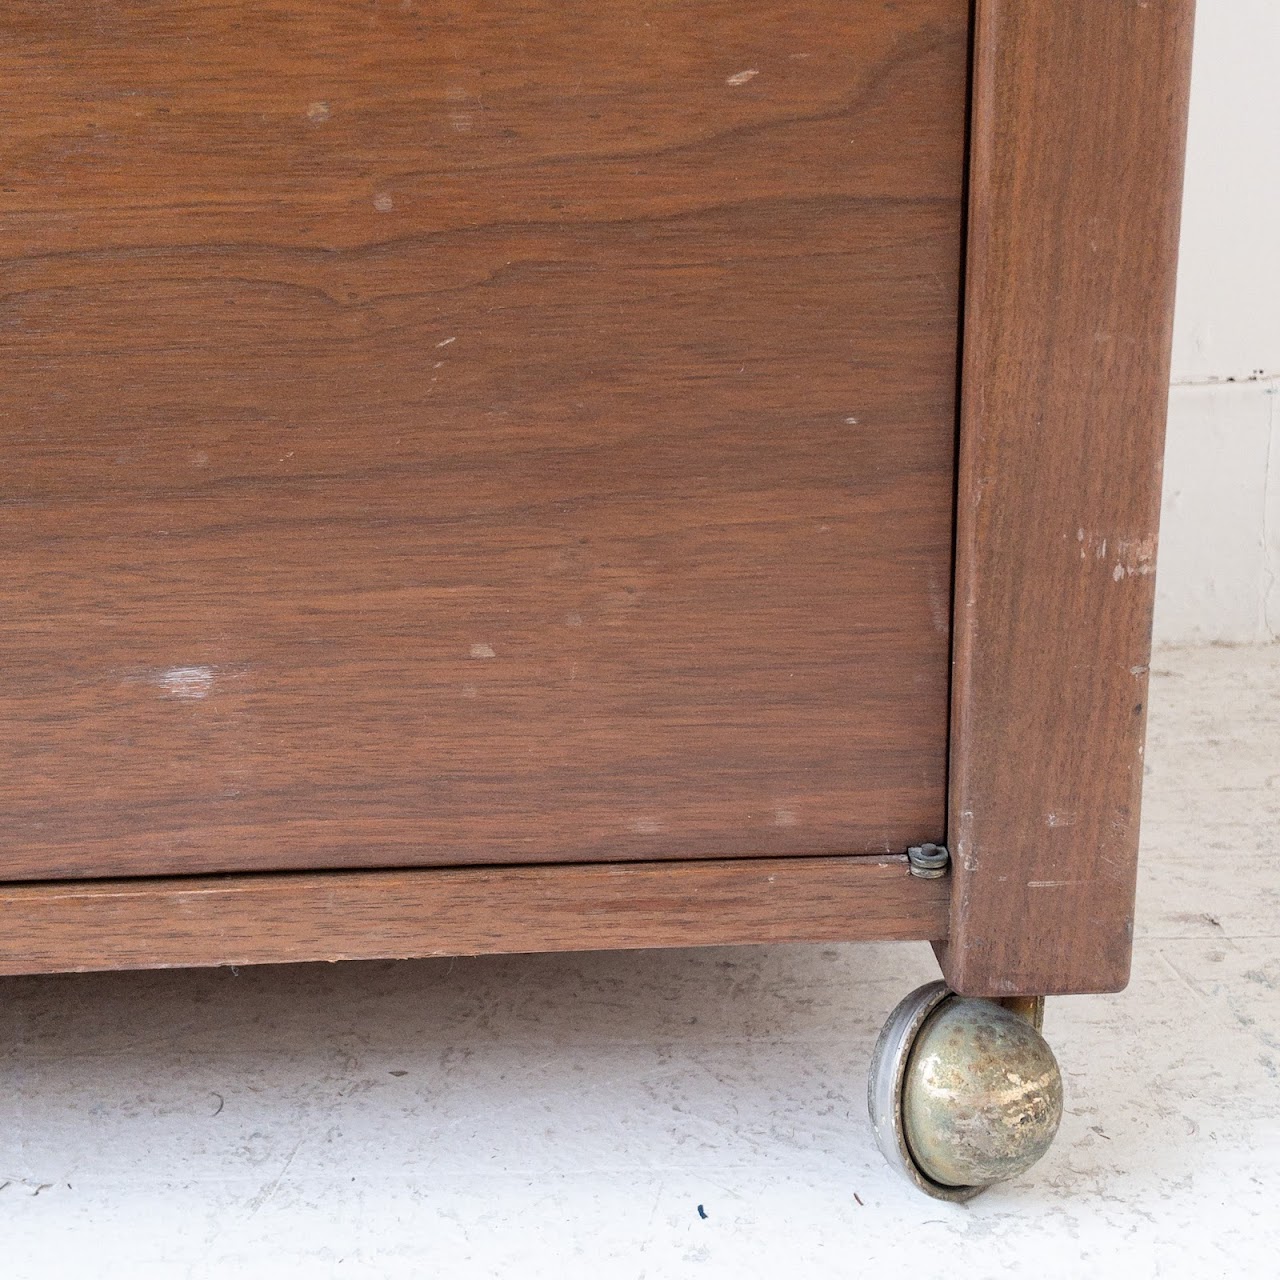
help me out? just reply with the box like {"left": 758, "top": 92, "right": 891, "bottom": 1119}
{"left": 0, "top": 855, "right": 950, "bottom": 976}
{"left": 940, "top": 0, "right": 1196, "bottom": 997}
{"left": 0, "top": 0, "right": 966, "bottom": 880}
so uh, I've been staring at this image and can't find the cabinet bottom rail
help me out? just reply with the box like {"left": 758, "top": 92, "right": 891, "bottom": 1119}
{"left": 0, "top": 854, "right": 949, "bottom": 976}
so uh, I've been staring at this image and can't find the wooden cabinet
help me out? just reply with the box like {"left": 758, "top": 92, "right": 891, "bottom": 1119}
{"left": 1, "top": 2, "right": 1194, "bottom": 1184}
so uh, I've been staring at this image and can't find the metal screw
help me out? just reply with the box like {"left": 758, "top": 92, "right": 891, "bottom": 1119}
{"left": 907, "top": 843, "right": 950, "bottom": 879}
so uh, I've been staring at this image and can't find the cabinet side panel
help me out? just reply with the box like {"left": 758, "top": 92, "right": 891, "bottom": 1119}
{"left": 0, "top": 0, "right": 966, "bottom": 880}
{"left": 942, "top": 0, "right": 1196, "bottom": 996}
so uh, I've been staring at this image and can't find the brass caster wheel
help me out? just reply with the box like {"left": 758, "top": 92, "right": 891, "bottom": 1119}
{"left": 868, "top": 981, "right": 1064, "bottom": 1201}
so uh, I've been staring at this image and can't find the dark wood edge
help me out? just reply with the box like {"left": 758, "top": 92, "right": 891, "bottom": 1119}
{"left": 0, "top": 855, "right": 950, "bottom": 976}
{"left": 939, "top": 0, "right": 1196, "bottom": 996}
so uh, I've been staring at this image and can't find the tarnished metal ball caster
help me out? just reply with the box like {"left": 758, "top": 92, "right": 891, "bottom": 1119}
{"left": 868, "top": 981, "right": 1064, "bottom": 1201}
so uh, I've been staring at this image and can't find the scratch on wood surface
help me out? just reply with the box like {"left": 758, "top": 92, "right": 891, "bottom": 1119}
{"left": 1113, "top": 535, "right": 1158, "bottom": 581}
{"left": 154, "top": 666, "right": 216, "bottom": 699}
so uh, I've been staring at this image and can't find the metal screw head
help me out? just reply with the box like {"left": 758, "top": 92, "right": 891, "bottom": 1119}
{"left": 902, "top": 997, "right": 1063, "bottom": 1190}
{"left": 907, "top": 843, "right": 950, "bottom": 878}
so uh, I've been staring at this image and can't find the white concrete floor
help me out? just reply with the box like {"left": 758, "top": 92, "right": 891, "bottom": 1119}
{"left": 3, "top": 645, "right": 1278, "bottom": 1278}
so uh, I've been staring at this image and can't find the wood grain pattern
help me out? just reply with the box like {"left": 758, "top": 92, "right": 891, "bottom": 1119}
{"left": 940, "top": 0, "right": 1196, "bottom": 996}
{"left": 0, "top": 855, "right": 950, "bottom": 975}
{"left": 1, "top": 0, "right": 967, "bottom": 880}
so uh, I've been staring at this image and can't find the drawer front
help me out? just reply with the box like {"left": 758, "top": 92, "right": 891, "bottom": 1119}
{"left": 1, "top": 1, "right": 967, "bottom": 879}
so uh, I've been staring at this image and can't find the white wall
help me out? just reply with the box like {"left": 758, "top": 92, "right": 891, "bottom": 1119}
{"left": 1156, "top": 0, "right": 1280, "bottom": 645}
